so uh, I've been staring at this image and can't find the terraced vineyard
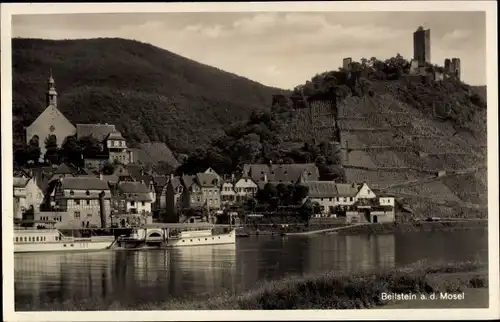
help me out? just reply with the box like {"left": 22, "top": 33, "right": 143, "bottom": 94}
{"left": 338, "top": 93, "right": 487, "bottom": 218}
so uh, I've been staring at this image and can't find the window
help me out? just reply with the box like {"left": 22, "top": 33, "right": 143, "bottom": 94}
{"left": 55, "top": 236, "right": 59, "bottom": 241}
{"left": 29, "top": 237, "right": 32, "bottom": 242}
{"left": 36, "top": 237, "right": 39, "bottom": 242}
{"left": 15, "top": 237, "right": 18, "bottom": 242}
{"left": 75, "top": 199, "right": 80, "bottom": 205}
{"left": 74, "top": 211, "right": 80, "bottom": 219}
{"left": 70, "top": 190, "right": 74, "bottom": 196}
{"left": 86, "top": 190, "right": 90, "bottom": 196}
{"left": 131, "top": 201, "right": 135, "bottom": 206}
{"left": 87, "top": 213, "right": 92, "bottom": 217}
{"left": 141, "top": 201, "right": 145, "bottom": 206}
{"left": 86, "top": 200, "right": 90, "bottom": 205}
{"left": 24, "top": 237, "right": 27, "bottom": 242}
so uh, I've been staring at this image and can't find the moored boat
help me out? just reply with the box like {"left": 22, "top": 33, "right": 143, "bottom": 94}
{"left": 114, "top": 223, "right": 236, "bottom": 249}
{"left": 14, "top": 228, "right": 115, "bottom": 253}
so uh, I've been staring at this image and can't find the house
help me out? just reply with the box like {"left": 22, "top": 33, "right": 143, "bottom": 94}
{"left": 243, "top": 163, "right": 320, "bottom": 187}
{"left": 163, "top": 176, "right": 184, "bottom": 222}
{"left": 24, "top": 176, "right": 45, "bottom": 213}
{"left": 180, "top": 173, "right": 221, "bottom": 211}
{"left": 24, "top": 74, "right": 76, "bottom": 158}
{"left": 303, "top": 181, "right": 377, "bottom": 215}
{"left": 233, "top": 176, "right": 258, "bottom": 202}
{"left": 220, "top": 179, "right": 236, "bottom": 206}
{"left": 76, "top": 123, "right": 133, "bottom": 165}
{"left": 43, "top": 177, "right": 112, "bottom": 228}
{"left": 112, "top": 181, "right": 154, "bottom": 215}
{"left": 13, "top": 177, "right": 30, "bottom": 219}
{"left": 134, "top": 174, "right": 156, "bottom": 204}
{"left": 152, "top": 175, "right": 169, "bottom": 213}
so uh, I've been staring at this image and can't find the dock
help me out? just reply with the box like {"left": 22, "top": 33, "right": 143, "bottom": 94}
{"left": 283, "top": 223, "right": 370, "bottom": 236}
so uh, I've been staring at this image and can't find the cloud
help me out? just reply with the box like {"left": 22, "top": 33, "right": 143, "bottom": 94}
{"left": 11, "top": 12, "right": 486, "bottom": 88}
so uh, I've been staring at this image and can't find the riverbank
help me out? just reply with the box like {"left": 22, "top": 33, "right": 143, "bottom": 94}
{"left": 28, "top": 260, "right": 488, "bottom": 310}
{"left": 240, "top": 219, "right": 487, "bottom": 236}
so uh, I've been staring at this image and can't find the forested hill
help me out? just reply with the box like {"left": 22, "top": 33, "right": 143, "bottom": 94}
{"left": 12, "top": 37, "right": 287, "bottom": 153}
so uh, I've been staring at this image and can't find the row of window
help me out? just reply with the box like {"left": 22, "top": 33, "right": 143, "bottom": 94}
{"left": 15, "top": 236, "right": 59, "bottom": 243}
{"left": 39, "top": 216, "right": 62, "bottom": 221}
{"left": 182, "top": 236, "right": 221, "bottom": 242}
{"left": 317, "top": 197, "right": 354, "bottom": 202}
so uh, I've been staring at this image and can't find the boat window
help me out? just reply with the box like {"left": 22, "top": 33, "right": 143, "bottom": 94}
{"left": 55, "top": 236, "right": 59, "bottom": 241}
{"left": 218, "top": 237, "right": 220, "bottom": 239}
{"left": 205, "top": 238, "right": 207, "bottom": 241}
{"left": 182, "top": 240, "right": 185, "bottom": 242}
{"left": 36, "top": 237, "right": 39, "bottom": 241}
{"left": 63, "top": 244, "right": 66, "bottom": 247}
{"left": 190, "top": 239, "right": 192, "bottom": 242}
{"left": 28, "top": 237, "right": 32, "bottom": 242}
{"left": 24, "top": 237, "right": 27, "bottom": 242}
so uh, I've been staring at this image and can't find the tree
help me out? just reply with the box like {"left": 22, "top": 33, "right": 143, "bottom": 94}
{"left": 60, "top": 135, "right": 83, "bottom": 167}
{"left": 44, "top": 134, "right": 60, "bottom": 164}
{"left": 256, "top": 183, "right": 277, "bottom": 204}
{"left": 79, "top": 135, "right": 103, "bottom": 158}
{"left": 293, "top": 184, "right": 309, "bottom": 204}
{"left": 102, "top": 162, "right": 115, "bottom": 175}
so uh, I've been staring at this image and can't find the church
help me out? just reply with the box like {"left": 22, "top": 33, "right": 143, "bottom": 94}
{"left": 25, "top": 73, "right": 133, "bottom": 165}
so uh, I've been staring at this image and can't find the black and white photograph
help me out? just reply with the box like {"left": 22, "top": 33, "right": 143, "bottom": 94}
{"left": 2, "top": 2, "right": 498, "bottom": 321}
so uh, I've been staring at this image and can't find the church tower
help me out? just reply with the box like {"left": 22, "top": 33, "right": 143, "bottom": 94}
{"left": 46, "top": 70, "right": 58, "bottom": 107}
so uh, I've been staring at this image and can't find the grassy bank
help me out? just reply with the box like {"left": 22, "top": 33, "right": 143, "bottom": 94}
{"left": 24, "top": 261, "right": 488, "bottom": 311}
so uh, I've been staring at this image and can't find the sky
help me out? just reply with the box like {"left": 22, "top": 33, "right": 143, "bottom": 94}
{"left": 12, "top": 11, "right": 486, "bottom": 89}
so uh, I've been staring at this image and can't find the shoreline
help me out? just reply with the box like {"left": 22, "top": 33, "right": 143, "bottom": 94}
{"left": 239, "top": 219, "right": 487, "bottom": 236}
{"left": 20, "top": 260, "right": 488, "bottom": 311}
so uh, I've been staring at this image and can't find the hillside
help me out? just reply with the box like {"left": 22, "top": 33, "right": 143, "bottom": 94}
{"left": 12, "top": 37, "right": 286, "bottom": 154}
{"left": 280, "top": 60, "right": 488, "bottom": 218}
{"left": 181, "top": 56, "right": 488, "bottom": 218}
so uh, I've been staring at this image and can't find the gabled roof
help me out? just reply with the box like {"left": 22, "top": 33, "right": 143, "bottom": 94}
{"left": 301, "top": 181, "right": 361, "bottom": 198}
{"left": 168, "top": 176, "right": 182, "bottom": 189}
{"left": 60, "top": 177, "right": 110, "bottom": 191}
{"left": 304, "top": 181, "right": 337, "bottom": 198}
{"left": 243, "top": 163, "right": 320, "bottom": 183}
{"left": 105, "top": 131, "right": 125, "bottom": 141}
{"left": 136, "top": 175, "right": 154, "bottom": 185}
{"left": 125, "top": 163, "right": 143, "bottom": 179}
{"left": 181, "top": 175, "right": 196, "bottom": 188}
{"left": 13, "top": 177, "right": 30, "bottom": 188}
{"left": 335, "top": 183, "right": 360, "bottom": 197}
{"left": 153, "top": 176, "right": 169, "bottom": 188}
{"left": 28, "top": 105, "right": 76, "bottom": 131}
{"left": 195, "top": 173, "right": 219, "bottom": 187}
{"left": 76, "top": 123, "right": 116, "bottom": 142}
{"left": 117, "top": 181, "right": 151, "bottom": 194}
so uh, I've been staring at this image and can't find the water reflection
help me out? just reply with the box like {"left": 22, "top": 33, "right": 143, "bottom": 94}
{"left": 15, "top": 230, "right": 487, "bottom": 311}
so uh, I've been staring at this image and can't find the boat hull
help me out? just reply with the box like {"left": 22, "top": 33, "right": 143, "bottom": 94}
{"left": 166, "top": 231, "right": 236, "bottom": 247}
{"left": 14, "top": 239, "right": 114, "bottom": 253}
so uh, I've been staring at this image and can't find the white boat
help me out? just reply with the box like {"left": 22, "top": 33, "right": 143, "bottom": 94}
{"left": 14, "top": 228, "right": 115, "bottom": 253}
{"left": 115, "top": 224, "right": 236, "bottom": 249}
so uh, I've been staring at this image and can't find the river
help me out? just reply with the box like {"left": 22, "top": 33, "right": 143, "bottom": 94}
{"left": 14, "top": 230, "right": 488, "bottom": 310}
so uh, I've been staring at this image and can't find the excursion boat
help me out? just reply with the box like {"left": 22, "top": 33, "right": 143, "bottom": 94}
{"left": 114, "top": 223, "right": 236, "bottom": 249}
{"left": 14, "top": 228, "right": 115, "bottom": 253}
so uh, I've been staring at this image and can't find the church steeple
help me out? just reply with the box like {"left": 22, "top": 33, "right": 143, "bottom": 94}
{"left": 46, "top": 69, "right": 58, "bottom": 107}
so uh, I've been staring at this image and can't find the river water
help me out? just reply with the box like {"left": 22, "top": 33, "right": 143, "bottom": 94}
{"left": 15, "top": 230, "right": 488, "bottom": 310}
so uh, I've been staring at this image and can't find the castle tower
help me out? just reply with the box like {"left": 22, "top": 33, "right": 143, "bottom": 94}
{"left": 451, "top": 58, "right": 461, "bottom": 80}
{"left": 46, "top": 70, "right": 58, "bottom": 107}
{"left": 413, "top": 26, "right": 431, "bottom": 65}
